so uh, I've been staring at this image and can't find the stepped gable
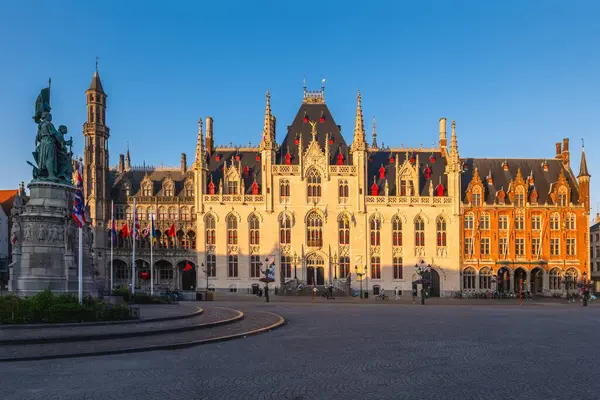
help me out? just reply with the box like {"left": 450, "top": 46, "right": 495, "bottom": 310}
{"left": 367, "top": 150, "right": 446, "bottom": 196}
{"left": 277, "top": 101, "right": 351, "bottom": 165}
{"left": 461, "top": 158, "right": 580, "bottom": 205}
{"left": 110, "top": 169, "right": 191, "bottom": 201}
{"left": 207, "top": 149, "right": 262, "bottom": 194}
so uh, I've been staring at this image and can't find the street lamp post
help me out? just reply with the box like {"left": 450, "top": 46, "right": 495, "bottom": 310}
{"left": 261, "top": 257, "right": 270, "bottom": 303}
{"left": 201, "top": 262, "right": 208, "bottom": 291}
{"left": 293, "top": 252, "right": 298, "bottom": 281}
{"left": 333, "top": 253, "right": 338, "bottom": 280}
{"left": 415, "top": 260, "right": 431, "bottom": 305}
{"left": 355, "top": 265, "right": 367, "bottom": 299}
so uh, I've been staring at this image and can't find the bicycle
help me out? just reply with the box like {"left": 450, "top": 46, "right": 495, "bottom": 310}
{"left": 375, "top": 294, "right": 389, "bottom": 301}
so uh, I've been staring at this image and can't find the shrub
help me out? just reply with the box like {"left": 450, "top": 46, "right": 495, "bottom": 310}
{"left": 0, "top": 290, "right": 137, "bottom": 324}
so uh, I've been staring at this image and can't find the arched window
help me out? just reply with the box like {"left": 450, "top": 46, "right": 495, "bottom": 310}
{"left": 339, "top": 256, "right": 350, "bottom": 278}
{"left": 550, "top": 213, "right": 560, "bottom": 230}
{"left": 415, "top": 216, "right": 425, "bottom": 247}
{"left": 280, "top": 179, "right": 290, "bottom": 203}
{"left": 137, "top": 207, "right": 145, "bottom": 221}
{"left": 462, "top": 267, "right": 476, "bottom": 290}
{"left": 549, "top": 268, "right": 562, "bottom": 290}
{"left": 249, "top": 214, "right": 260, "bottom": 245}
{"left": 464, "top": 213, "right": 474, "bottom": 230}
{"left": 558, "top": 186, "right": 568, "bottom": 207}
{"left": 158, "top": 207, "right": 167, "bottom": 221}
{"left": 338, "top": 180, "right": 349, "bottom": 203}
{"left": 307, "top": 169, "right": 322, "bottom": 203}
{"left": 479, "top": 267, "right": 492, "bottom": 290}
{"left": 370, "top": 216, "right": 381, "bottom": 246}
{"left": 164, "top": 183, "right": 174, "bottom": 197}
{"left": 147, "top": 207, "right": 154, "bottom": 221}
{"left": 168, "top": 207, "right": 178, "bottom": 220}
{"left": 338, "top": 215, "right": 350, "bottom": 245}
{"left": 436, "top": 216, "right": 447, "bottom": 247}
{"left": 565, "top": 268, "right": 578, "bottom": 289}
{"left": 191, "top": 206, "right": 196, "bottom": 221}
{"left": 126, "top": 206, "right": 133, "bottom": 221}
{"left": 205, "top": 215, "right": 216, "bottom": 245}
{"left": 142, "top": 183, "right": 152, "bottom": 197}
{"left": 280, "top": 214, "right": 291, "bottom": 245}
{"left": 371, "top": 256, "right": 381, "bottom": 279}
{"left": 479, "top": 213, "right": 490, "bottom": 230}
{"left": 181, "top": 207, "right": 190, "bottom": 221}
{"left": 514, "top": 186, "right": 525, "bottom": 207}
{"left": 566, "top": 213, "right": 576, "bottom": 230}
{"left": 392, "top": 216, "right": 402, "bottom": 247}
{"left": 227, "top": 214, "right": 238, "bottom": 245}
{"left": 188, "top": 231, "right": 196, "bottom": 249}
{"left": 306, "top": 211, "right": 323, "bottom": 247}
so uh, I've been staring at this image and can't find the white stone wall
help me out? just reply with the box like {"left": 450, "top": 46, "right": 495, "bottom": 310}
{"left": 0, "top": 206, "right": 8, "bottom": 262}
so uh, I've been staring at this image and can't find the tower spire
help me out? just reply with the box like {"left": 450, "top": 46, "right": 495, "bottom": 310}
{"left": 578, "top": 140, "right": 590, "bottom": 177}
{"left": 194, "top": 118, "right": 204, "bottom": 167}
{"left": 262, "top": 89, "right": 273, "bottom": 140}
{"left": 449, "top": 120, "right": 459, "bottom": 163}
{"left": 350, "top": 90, "right": 366, "bottom": 152}
{"left": 371, "top": 116, "right": 378, "bottom": 149}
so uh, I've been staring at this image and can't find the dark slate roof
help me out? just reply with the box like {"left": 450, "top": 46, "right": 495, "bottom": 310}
{"left": 277, "top": 103, "right": 351, "bottom": 165}
{"left": 207, "top": 150, "right": 263, "bottom": 194}
{"left": 591, "top": 220, "right": 600, "bottom": 232}
{"left": 461, "top": 158, "right": 580, "bottom": 205}
{"left": 89, "top": 71, "right": 105, "bottom": 93}
{"left": 579, "top": 150, "right": 590, "bottom": 177}
{"left": 110, "top": 169, "right": 192, "bottom": 202}
{"left": 367, "top": 150, "right": 447, "bottom": 196}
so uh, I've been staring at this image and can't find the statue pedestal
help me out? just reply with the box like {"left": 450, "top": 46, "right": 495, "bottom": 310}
{"left": 9, "top": 181, "right": 98, "bottom": 297}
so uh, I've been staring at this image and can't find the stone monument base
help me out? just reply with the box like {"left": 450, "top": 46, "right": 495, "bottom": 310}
{"left": 9, "top": 181, "right": 98, "bottom": 297}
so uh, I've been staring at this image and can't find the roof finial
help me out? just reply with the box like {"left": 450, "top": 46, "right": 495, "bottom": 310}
{"left": 95, "top": 56, "right": 98, "bottom": 73}
{"left": 321, "top": 77, "right": 326, "bottom": 92}
{"left": 582, "top": 138, "right": 585, "bottom": 149}
{"left": 371, "top": 116, "right": 378, "bottom": 149}
{"left": 303, "top": 74, "right": 307, "bottom": 93}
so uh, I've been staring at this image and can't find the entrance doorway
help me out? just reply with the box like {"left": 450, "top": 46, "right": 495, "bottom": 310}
{"left": 530, "top": 268, "right": 544, "bottom": 294}
{"left": 497, "top": 267, "right": 511, "bottom": 293}
{"left": 178, "top": 260, "right": 197, "bottom": 290}
{"left": 306, "top": 254, "right": 325, "bottom": 285}
{"left": 429, "top": 269, "right": 440, "bottom": 297}
{"left": 514, "top": 267, "right": 527, "bottom": 293}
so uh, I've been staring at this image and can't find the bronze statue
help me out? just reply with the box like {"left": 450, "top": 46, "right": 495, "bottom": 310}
{"left": 27, "top": 81, "right": 74, "bottom": 184}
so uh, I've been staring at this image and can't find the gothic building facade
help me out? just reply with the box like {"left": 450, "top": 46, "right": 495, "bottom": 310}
{"left": 82, "top": 69, "right": 590, "bottom": 296}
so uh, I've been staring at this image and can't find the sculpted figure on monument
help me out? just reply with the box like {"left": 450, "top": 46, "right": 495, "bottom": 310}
{"left": 27, "top": 82, "right": 74, "bottom": 184}
{"left": 24, "top": 224, "right": 32, "bottom": 241}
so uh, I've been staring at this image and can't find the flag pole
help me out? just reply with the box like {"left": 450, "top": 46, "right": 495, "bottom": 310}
{"left": 150, "top": 215, "right": 154, "bottom": 297}
{"left": 132, "top": 197, "right": 136, "bottom": 296}
{"left": 110, "top": 200, "right": 114, "bottom": 296}
{"left": 78, "top": 225, "right": 83, "bottom": 304}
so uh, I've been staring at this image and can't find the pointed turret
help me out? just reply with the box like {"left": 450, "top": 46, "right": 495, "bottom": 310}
{"left": 262, "top": 90, "right": 273, "bottom": 140}
{"left": 578, "top": 145, "right": 590, "bottom": 177}
{"left": 125, "top": 146, "right": 131, "bottom": 172}
{"left": 194, "top": 118, "right": 204, "bottom": 168}
{"left": 88, "top": 58, "right": 105, "bottom": 93}
{"left": 448, "top": 120, "right": 459, "bottom": 164}
{"left": 350, "top": 90, "right": 367, "bottom": 152}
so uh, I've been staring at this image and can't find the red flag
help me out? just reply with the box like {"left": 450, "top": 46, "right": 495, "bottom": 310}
{"left": 121, "top": 223, "right": 130, "bottom": 238}
{"left": 183, "top": 261, "right": 193, "bottom": 272}
{"left": 167, "top": 223, "right": 176, "bottom": 237}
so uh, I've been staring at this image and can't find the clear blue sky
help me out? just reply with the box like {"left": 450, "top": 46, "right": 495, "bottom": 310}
{"left": 1, "top": 1, "right": 599, "bottom": 214}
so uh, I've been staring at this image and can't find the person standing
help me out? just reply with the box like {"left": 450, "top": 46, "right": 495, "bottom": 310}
{"left": 412, "top": 284, "right": 418, "bottom": 304}
{"left": 265, "top": 285, "right": 270, "bottom": 303}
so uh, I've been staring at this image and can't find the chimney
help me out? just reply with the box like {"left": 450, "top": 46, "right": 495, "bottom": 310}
{"left": 181, "top": 153, "right": 187, "bottom": 172}
{"left": 555, "top": 142, "right": 562, "bottom": 159}
{"left": 595, "top": 213, "right": 600, "bottom": 224}
{"left": 439, "top": 117, "right": 447, "bottom": 151}
{"left": 206, "top": 116, "right": 214, "bottom": 155}
{"left": 118, "top": 154, "right": 125, "bottom": 173}
{"left": 562, "top": 137, "right": 570, "bottom": 166}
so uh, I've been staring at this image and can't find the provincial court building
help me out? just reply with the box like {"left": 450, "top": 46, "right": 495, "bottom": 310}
{"left": 82, "top": 69, "right": 590, "bottom": 297}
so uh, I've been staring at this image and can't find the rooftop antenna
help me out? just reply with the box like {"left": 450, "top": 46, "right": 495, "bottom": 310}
{"left": 95, "top": 56, "right": 99, "bottom": 73}
{"left": 321, "top": 77, "right": 326, "bottom": 91}
{"left": 303, "top": 74, "right": 307, "bottom": 94}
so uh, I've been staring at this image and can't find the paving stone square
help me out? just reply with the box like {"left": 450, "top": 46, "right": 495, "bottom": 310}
{"left": 1, "top": 302, "right": 598, "bottom": 400}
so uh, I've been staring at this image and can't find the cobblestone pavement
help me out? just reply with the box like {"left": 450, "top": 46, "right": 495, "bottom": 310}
{"left": 1, "top": 302, "right": 598, "bottom": 400}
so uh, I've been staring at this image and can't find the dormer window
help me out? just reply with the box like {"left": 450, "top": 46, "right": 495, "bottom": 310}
{"left": 337, "top": 153, "right": 344, "bottom": 165}
{"left": 255, "top": 154, "right": 261, "bottom": 161}
{"left": 319, "top": 111, "right": 325, "bottom": 123}
{"left": 471, "top": 187, "right": 482, "bottom": 206}
{"left": 436, "top": 183, "right": 445, "bottom": 196}
{"left": 409, "top": 154, "right": 416, "bottom": 163}
{"left": 502, "top": 160, "right": 509, "bottom": 171}
{"left": 558, "top": 187, "right": 568, "bottom": 207}
{"left": 185, "top": 184, "right": 193, "bottom": 197}
{"left": 251, "top": 181, "right": 259, "bottom": 195}
{"left": 285, "top": 152, "right": 292, "bottom": 165}
{"left": 379, "top": 165, "right": 385, "bottom": 179}
{"left": 163, "top": 183, "right": 174, "bottom": 197}
{"left": 423, "top": 166, "right": 431, "bottom": 180}
{"left": 389, "top": 155, "right": 395, "bottom": 163}
{"left": 243, "top": 166, "right": 250, "bottom": 178}
{"left": 371, "top": 179, "right": 379, "bottom": 196}
{"left": 235, "top": 154, "right": 241, "bottom": 161}
{"left": 429, "top": 154, "right": 436, "bottom": 163}
{"left": 142, "top": 183, "right": 152, "bottom": 197}
{"left": 208, "top": 181, "right": 215, "bottom": 195}
{"left": 215, "top": 154, "right": 221, "bottom": 161}
{"left": 514, "top": 187, "right": 525, "bottom": 207}
{"left": 124, "top": 183, "right": 131, "bottom": 197}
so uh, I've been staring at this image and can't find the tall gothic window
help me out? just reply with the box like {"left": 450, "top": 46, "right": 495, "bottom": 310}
{"left": 338, "top": 216, "right": 350, "bottom": 245}
{"left": 206, "top": 254, "right": 216, "bottom": 277}
{"left": 415, "top": 216, "right": 425, "bottom": 247}
{"left": 566, "top": 213, "right": 576, "bottom": 230}
{"left": 126, "top": 206, "right": 133, "bottom": 221}
{"left": 558, "top": 187, "right": 568, "bottom": 207}
{"left": 142, "top": 183, "right": 152, "bottom": 197}
{"left": 181, "top": 207, "right": 190, "bottom": 221}
{"left": 549, "top": 268, "right": 561, "bottom": 290}
{"left": 137, "top": 207, "right": 145, "bottom": 221}
{"left": 158, "top": 207, "right": 167, "bottom": 221}
{"left": 168, "top": 206, "right": 178, "bottom": 220}
{"left": 280, "top": 214, "right": 291, "bottom": 245}
{"left": 464, "top": 213, "right": 474, "bottom": 230}
{"left": 281, "top": 256, "right": 292, "bottom": 279}
{"left": 164, "top": 183, "right": 174, "bottom": 197}
{"left": 338, "top": 180, "right": 349, "bottom": 203}
{"left": 393, "top": 257, "right": 403, "bottom": 280}
{"left": 369, "top": 216, "right": 381, "bottom": 246}
{"left": 227, "top": 180, "right": 238, "bottom": 195}
{"left": 228, "top": 255, "right": 238, "bottom": 277}
{"left": 307, "top": 211, "right": 323, "bottom": 247}
{"left": 249, "top": 214, "right": 260, "bottom": 245}
{"left": 227, "top": 214, "right": 238, "bottom": 245}
{"left": 471, "top": 187, "right": 482, "bottom": 206}
{"left": 280, "top": 179, "right": 290, "bottom": 203}
{"left": 479, "top": 213, "right": 490, "bottom": 230}
{"left": 392, "top": 216, "right": 402, "bottom": 246}
{"left": 514, "top": 186, "right": 525, "bottom": 207}
{"left": 462, "top": 267, "right": 476, "bottom": 290}
{"left": 339, "top": 256, "right": 350, "bottom": 278}
{"left": 307, "top": 169, "right": 322, "bottom": 203}
{"left": 185, "top": 184, "right": 194, "bottom": 197}
{"left": 479, "top": 267, "right": 492, "bottom": 290}
{"left": 205, "top": 215, "right": 216, "bottom": 245}
{"left": 436, "top": 216, "right": 447, "bottom": 247}
{"left": 550, "top": 213, "right": 560, "bottom": 230}
{"left": 147, "top": 207, "right": 154, "bottom": 221}
{"left": 250, "top": 255, "right": 261, "bottom": 278}
{"left": 370, "top": 256, "right": 381, "bottom": 279}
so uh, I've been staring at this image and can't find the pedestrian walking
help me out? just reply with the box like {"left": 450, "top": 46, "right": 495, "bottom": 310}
{"left": 583, "top": 289, "right": 590, "bottom": 307}
{"left": 412, "top": 284, "right": 418, "bottom": 304}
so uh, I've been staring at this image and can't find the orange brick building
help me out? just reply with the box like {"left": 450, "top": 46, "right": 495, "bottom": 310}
{"left": 460, "top": 138, "right": 590, "bottom": 295}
